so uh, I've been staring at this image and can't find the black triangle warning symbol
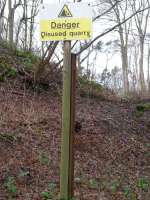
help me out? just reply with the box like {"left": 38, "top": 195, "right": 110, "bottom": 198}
{"left": 58, "top": 4, "right": 73, "bottom": 17}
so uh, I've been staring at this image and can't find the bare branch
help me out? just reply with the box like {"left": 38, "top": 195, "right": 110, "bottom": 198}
{"left": 77, "top": 5, "right": 150, "bottom": 55}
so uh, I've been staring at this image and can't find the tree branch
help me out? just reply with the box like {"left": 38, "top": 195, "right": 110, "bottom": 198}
{"left": 77, "top": 5, "right": 150, "bottom": 55}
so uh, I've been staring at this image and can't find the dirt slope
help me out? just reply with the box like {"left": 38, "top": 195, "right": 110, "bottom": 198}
{"left": 0, "top": 43, "right": 150, "bottom": 200}
{"left": 0, "top": 81, "right": 149, "bottom": 200}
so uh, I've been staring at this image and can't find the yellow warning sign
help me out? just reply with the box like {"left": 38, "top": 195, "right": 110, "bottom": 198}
{"left": 58, "top": 4, "right": 72, "bottom": 17}
{"left": 40, "top": 18, "right": 92, "bottom": 41}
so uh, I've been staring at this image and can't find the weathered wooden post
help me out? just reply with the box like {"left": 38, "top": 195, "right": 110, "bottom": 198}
{"left": 39, "top": 2, "right": 92, "bottom": 200}
{"left": 60, "top": 45, "right": 76, "bottom": 200}
{"left": 69, "top": 53, "right": 76, "bottom": 197}
{"left": 60, "top": 40, "right": 72, "bottom": 200}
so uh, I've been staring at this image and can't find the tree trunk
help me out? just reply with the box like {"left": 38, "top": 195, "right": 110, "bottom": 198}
{"left": 0, "top": 0, "right": 6, "bottom": 41}
{"left": 121, "top": 47, "right": 129, "bottom": 96}
{"left": 29, "top": 16, "right": 34, "bottom": 51}
{"left": 139, "top": 37, "right": 146, "bottom": 94}
{"left": 0, "top": 18, "right": 3, "bottom": 41}
{"left": 15, "top": 18, "right": 23, "bottom": 47}
{"left": 24, "top": 0, "right": 28, "bottom": 50}
{"left": 8, "top": 0, "right": 14, "bottom": 48}
{"left": 147, "top": 47, "right": 150, "bottom": 94}
{"left": 119, "top": 29, "right": 129, "bottom": 96}
{"left": 77, "top": 54, "right": 82, "bottom": 76}
{"left": 34, "top": 41, "right": 59, "bottom": 83}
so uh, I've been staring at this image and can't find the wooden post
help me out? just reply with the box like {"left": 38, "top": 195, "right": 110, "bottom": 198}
{"left": 68, "top": 54, "right": 76, "bottom": 197}
{"left": 60, "top": 41, "right": 71, "bottom": 200}
{"left": 60, "top": 40, "right": 76, "bottom": 200}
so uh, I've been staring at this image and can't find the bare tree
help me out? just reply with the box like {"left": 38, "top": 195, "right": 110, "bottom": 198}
{"left": 130, "top": 0, "right": 150, "bottom": 94}
{"left": 111, "top": 66, "right": 122, "bottom": 93}
{"left": 147, "top": 43, "right": 150, "bottom": 93}
{"left": 15, "top": 0, "right": 39, "bottom": 49}
{"left": 8, "top": 0, "right": 22, "bottom": 47}
{"left": 90, "top": 0, "right": 131, "bottom": 96}
{"left": 0, "top": 0, "right": 6, "bottom": 41}
{"left": 29, "top": 0, "right": 39, "bottom": 51}
{"left": 23, "top": 0, "right": 27, "bottom": 50}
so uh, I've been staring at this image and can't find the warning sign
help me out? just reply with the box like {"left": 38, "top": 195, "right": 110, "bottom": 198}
{"left": 58, "top": 4, "right": 72, "bottom": 17}
{"left": 39, "top": 3, "right": 92, "bottom": 41}
{"left": 40, "top": 18, "right": 92, "bottom": 41}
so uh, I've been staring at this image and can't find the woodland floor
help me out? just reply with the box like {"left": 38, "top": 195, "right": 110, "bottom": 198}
{"left": 0, "top": 43, "right": 150, "bottom": 200}
{"left": 0, "top": 79, "right": 149, "bottom": 200}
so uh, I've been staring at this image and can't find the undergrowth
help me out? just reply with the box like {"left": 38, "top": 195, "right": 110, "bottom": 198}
{"left": 78, "top": 77, "right": 112, "bottom": 100}
{"left": 15, "top": 49, "right": 39, "bottom": 72}
{"left": 134, "top": 103, "right": 150, "bottom": 117}
{"left": 0, "top": 41, "right": 115, "bottom": 100}
{"left": 0, "top": 56, "right": 17, "bottom": 81}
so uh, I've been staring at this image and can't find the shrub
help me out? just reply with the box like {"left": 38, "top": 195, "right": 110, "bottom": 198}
{"left": 15, "top": 49, "right": 39, "bottom": 63}
{"left": 78, "top": 77, "right": 104, "bottom": 99}
{"left": 137, "top": 178, "right": 149, "bottom": 191}
{"left": 40, "top": 191, "right": 51, "bottom": 200}
{"left": 4, "top": 176, "right": 17, "bottom": 196}
{"left": 136, "top": 103, "right": 150, "bottom": 112}
{"left": 0, "top": 57, "right": 17, "bottom": 81}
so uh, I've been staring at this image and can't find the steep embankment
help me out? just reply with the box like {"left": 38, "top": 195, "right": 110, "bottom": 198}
{"left": 0, "top": 44, "right": 150, "bottom": 200}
